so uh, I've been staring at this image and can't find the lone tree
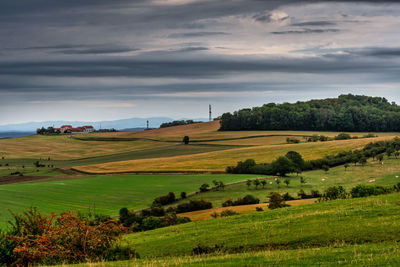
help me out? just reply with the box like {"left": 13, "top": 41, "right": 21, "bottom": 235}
{"left": 183, "top": 136, "right": 190, "bottom": 145}
{"left": 253, "top": 179, "right": 260, "bottom": 189}
{"left": 275, "top": 178, "right": 281, "bottom": 188}
{"left": 261, "top": 180, "right": 267, "bottom": 188}
{"left": 284, "top": 178, "right": 290, "bottom": 187}
{"left": 199, "top": 183, "right": 210, "bottom": 192}
{"left": 246, "top": 179, "right": 252, "bottom": 188}
{"left": 268, "top": 192, "right": 286, "bottom": 209}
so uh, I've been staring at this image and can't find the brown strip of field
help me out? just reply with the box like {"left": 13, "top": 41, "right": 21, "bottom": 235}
{"left": 178, "top": 198, "right": 317, "bottom": 221}
{"left": 0, "top": 174, "right": 87, "bottom": 185}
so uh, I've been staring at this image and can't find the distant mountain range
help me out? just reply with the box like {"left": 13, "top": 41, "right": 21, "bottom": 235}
{"left": 0, "top": 117, "right": 208, "bottom": 132}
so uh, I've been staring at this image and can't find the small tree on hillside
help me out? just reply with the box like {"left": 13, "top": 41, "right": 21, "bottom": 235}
{"left": 359, "top": 156, "right": 367, "bottom": 166}
{"left": 261, "top": 180, "right": 267, "bottom": 188}
{"left": 183, "top": 136, "right": 190, "bottom": 145}
{"left": 246, "top": 179, "right": 252, "bottom": 188}
{"left": 377, "top": 154, "right": 384, "bottom": 163}
{"left": 284, "top": 178, "right": 290, "bottom": 187}
{"left": 253, "top": 179, "right": 260, "bottom": 189}
{"left": 268, "top": 192, "right": 286, "bottom": 209}
{"left": 199, "top": 183, "right": 210, "bottom": 192}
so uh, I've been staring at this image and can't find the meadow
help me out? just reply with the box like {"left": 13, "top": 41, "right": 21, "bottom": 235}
{"left": 59, "top": 242, "right": 400, "bottom": 266}
{"left": 116, "top": 193, "right": 400, "bottom": 259}
{"left": 170, "top": 156, "right": 400, "bottom": 209}
{"left": 0, "top": 174, "right": 255, "bottom": 226}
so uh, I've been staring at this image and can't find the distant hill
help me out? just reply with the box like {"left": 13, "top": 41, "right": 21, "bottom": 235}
{"left": 220, "top": 94, "right": 400, "bottom": 132}
{"left": 0, "top": 117, "right": 208, "bottom": 132}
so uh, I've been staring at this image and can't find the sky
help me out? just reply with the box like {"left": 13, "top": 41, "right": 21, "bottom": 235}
{"left": 1, "top": 0, "right": 400, "bottom": 125}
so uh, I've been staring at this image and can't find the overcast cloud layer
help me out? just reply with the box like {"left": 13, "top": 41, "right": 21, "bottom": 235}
{"left": 1, "top": 0, "right": 400, "bottom": 124}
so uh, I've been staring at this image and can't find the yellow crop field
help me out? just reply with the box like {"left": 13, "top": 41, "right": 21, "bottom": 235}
{"left": 75, "top": 136, "right": 397, "bottom": 173}
{"left": 82, "top": 120, "right": 399, "bottom": 143}
{"left": 0, "top": 135, "right": 170, "bottom": 159}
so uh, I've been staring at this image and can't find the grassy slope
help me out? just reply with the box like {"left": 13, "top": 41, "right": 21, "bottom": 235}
{"left": 124, "top": 193, "right": 400, "bottom": 258}
{"left": 0, "top": 174, "right": 256, "bottom": 226}
{"left": 75, "top": 136, "right": 396, "bottom": 173}
{"left": 61, "top": 242, "right": 400, "bottom": 266}
{"left": 170, "top": 157, "right": 400, "bottom": 208}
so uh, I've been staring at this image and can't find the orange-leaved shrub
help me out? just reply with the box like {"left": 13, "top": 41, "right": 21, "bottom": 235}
{"left": 6, "top": 207, "right": 136, "bottom": 266}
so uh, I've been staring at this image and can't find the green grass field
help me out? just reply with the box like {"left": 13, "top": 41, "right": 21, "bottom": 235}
{"left": 169, "top": 156, "right": 400, "bottom": 208}
{"left": 0, "top": 174, "right": 256, "bottom": 227}
{"left": 58, "top": 242, "right": 400, "bottom": 266}
{"left": 124, "top": 193, "right": 400, "bottom": 258}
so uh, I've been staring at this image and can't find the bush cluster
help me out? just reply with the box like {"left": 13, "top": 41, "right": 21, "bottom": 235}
{"left": 119, "top": 206, "right": 190, "bottom": 231}
{"left": 175, "top": 199, "right": 213, "bottom": 213}
{"left": 222, "top": 195, "right": 260, "bottom": 207}
{"left": 0, "top": 208, "right": 134, "bottom": 266}
{"left": 153, "top": 192, "right": 176, "bottom": 206}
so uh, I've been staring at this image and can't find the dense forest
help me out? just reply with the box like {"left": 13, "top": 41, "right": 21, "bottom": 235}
{"left": 220, "top": 94, "right": 400, "bottom": 132}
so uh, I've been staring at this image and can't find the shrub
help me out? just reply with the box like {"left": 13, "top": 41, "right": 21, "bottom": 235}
{"left": 283, "top": 192, "right": 295, "bottom": 201}
{"left": 335, "top": 133, "right": 352, "bottom": 140}
{"left": 141, "top": 216, "right": 163, "bottom": 230}
{"left": 153, "top": 192, "right": 176, "bottom": 206}
{"left": 180, "top": 192, "right": 187, "bottom": 199}
{"left": 350, "top": 184, "right": 388, "bottom": 198}
{"left": 8, "top": 208, "right": 127, "bottom": 266}
{"left": 199, "top": 183, "right": 210, "bottom": 192}
{"left": 268, "top": 192, "right": 287, "bottom": 209}
{"left": 192, "top": 244, "right": 225, "bottom": 255}
{"left": 223, "top": 195, "right": 260, "bottom": 207}
{"left": 286, "top": 137, "right": 300, "bottom": 144}
{"left": 255, "top": 207, "right": 264, "bottom": 212}
{"left": 0, "top": 230, "right": 14, "bottom": 266}
{"left": 222, "top": 199, "right": 234, "bottom": 207}
{"left": 183, "top": 136, "right": 190, "bottom": 144}
{"left": 220, "top": 210, "right": 239, "bottom": 217}
{"left": 323, "top": 186, "right": 347, "bottom": 200}
{"left": 176, "top": 199, "right": 212, "bottom": 213}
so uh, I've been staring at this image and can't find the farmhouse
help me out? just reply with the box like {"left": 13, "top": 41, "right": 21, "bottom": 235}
{"left": 58, "top": 125, "right": 95, "bottom": 133}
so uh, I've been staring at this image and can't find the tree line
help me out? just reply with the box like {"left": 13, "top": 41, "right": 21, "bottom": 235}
{"left": 227, "top": 137, "right": 400, "bottom": 176}
{"left": 220, "top": 94, "right": 400, "bottom": 132}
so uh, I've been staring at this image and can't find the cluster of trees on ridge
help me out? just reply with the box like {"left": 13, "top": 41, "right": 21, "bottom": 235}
{"left": 219, "top": 94, "right": 400, "bottom": 132}
{"left": 227, "top": 137, "right": 400, "bottom": 176}
{"left": 160, "top": 120, "right": 201, "bottom": 128}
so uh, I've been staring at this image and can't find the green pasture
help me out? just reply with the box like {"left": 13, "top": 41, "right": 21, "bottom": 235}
{"left": 169, "top": 156, "right": 400, "bottom": 207}
{"left": 61, "top": 242, "right": 400, "bottom": 266}
{"left": 124, "top": 193, "right": 400, "bottom": 258}
{"left": 0, "top": 174, "right": 256, "bottom": 227}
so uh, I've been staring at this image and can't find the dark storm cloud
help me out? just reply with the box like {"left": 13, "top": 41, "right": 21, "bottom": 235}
{"left": 271, "top": 28, "right": 340, "bottom": 34}
{"left": 17, "top": 44, "right": 140, "bottom": 55}
{"left": 361, "top": 47, "right": 400, "bottom": 57}
{"left": 291, "top": 21, "right": 337, "bottom": 26}
{"left": 0, "top": 54, "right": 398, "bottom": 80}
